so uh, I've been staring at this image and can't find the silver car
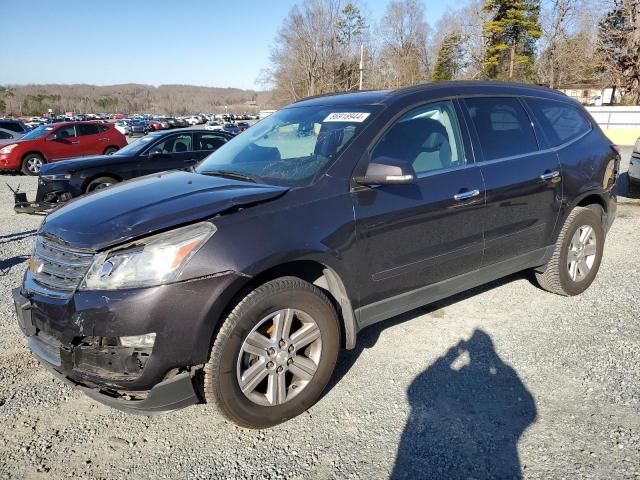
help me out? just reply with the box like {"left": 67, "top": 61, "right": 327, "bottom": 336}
{"left": 0, "top": 127, "right": 24, "bottom": 145}
{"left": 630, "top": 137, "right": 640, "bottom": 190}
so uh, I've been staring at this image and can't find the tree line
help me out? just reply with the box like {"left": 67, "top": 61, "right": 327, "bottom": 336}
{"left": 263, "top": 0, "right": 640, "bottom": 105}
{"left": 0, "top": 84, "right": 268, "bottom": 117}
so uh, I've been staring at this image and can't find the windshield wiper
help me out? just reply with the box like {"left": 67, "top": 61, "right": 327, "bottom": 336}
{"left": 200, "top": 170, "right": 259, "bottom": 183}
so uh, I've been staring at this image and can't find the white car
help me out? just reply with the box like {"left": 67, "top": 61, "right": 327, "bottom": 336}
{"left": 114, "top": 121, "right": 131, "bottom": 135}
{"left": 204, "top": 120, "right": 223, "bottom": 131}
{"left": 186, "top": 116, "right": 200, "bottom": 125}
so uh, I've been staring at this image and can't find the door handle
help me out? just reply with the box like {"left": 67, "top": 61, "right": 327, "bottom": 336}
{"left": 453, "top": 189, "right": 480, "bottom": 201}
{"left": 540, "top": 170, "right": 560, "bottom": 181}
{"left": 71, "top": 141, "right": 80, "bottom": 144}
{"left": 98, "top": 137, "right": 108, "bottom": 142}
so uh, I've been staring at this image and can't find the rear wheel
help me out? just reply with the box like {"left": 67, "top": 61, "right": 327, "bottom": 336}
{"left": 21, "top": 153, "right": 45, "bottom": 176}
{"left": 535, "top": 206, "right": 605, "bottom": 296}
{"left": 86, "top": 176, "right": 118, "bottom": 193}
{"left": 203, "top": 277, "right": 340, "bottom": 428}
{"left": 103, "top": 147, "right": 118, "bottom": 155}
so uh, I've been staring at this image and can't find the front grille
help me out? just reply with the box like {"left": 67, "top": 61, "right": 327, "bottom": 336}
{"left": 28, "top": 236, "right": 95, "bottom": 298}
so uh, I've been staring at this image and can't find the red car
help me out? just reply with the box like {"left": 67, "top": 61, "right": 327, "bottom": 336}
{"left": 0, "top": 122, "right": 127, "bottom": 175}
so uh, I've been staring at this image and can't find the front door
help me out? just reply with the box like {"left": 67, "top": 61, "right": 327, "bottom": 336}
{"left": 46, "top": 124, "right": 83, "bottom": 160}
{"left": 462, "top": 96, "right": 562, "bottom": 266}
{"left": 352, "top": 100, "right": 485, "bottom": 322}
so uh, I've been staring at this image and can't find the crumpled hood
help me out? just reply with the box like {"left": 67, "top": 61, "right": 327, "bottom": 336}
{"left": 41, "top": 170, "right": 288, "bottom": 250}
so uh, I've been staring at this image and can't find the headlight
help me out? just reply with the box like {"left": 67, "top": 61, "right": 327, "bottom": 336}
{"left": 0, "top": 143, "right": 18, "bottom": 154}
{"left": 81, "top": 222, "right": 216, "bottom": 290}
{"left": 41, "top": 173, "right": 72, "bottom": 181}
{"left": 119, "top": 333, "right": 156, "bottom": 348}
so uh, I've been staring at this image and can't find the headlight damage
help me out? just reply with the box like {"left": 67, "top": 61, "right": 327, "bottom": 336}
{"left": 81, "top": 222, "right": 216, "bottom": 290}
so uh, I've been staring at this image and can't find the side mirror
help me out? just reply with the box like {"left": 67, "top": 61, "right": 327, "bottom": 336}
{"left": 46, "top": 133, "right": 58, "bottom": 141}
{"left": 354, "top": 157, "right": 415, "bottom": 186}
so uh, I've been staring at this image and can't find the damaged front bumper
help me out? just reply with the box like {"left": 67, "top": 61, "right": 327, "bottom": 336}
{"left": 10, "top": 182, "right": 71, "bottom": 214}
{"left": 12, "top": 271, "right": 246, "bottom": 415}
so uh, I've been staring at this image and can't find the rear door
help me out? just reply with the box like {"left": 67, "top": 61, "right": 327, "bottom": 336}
{"left": 352, "top": 99, "right": 485, "bottom": 318}
{"left": 45, "top": 124, "right": 83, "bottom": 160}
{"left": 193, "top": 131, "right": 230, "bottom": 166}
{"left": 76, "top": 123, "right": 102, "bottom": 156}
{"left": 462, "top": 96, "right": 562, "bottom": 266}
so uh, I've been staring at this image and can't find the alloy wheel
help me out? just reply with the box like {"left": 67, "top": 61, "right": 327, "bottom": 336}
{"left": 567, "top": 224, "right": 597, "bottom": 282}
{"left": 27, "top": 157, "right": 43, "bottom": 174}
{"left": 236, "top": 308, "right": 322, "bottom": 406}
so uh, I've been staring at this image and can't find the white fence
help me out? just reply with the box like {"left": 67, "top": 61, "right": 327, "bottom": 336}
{"left": 585, "top": 106, "right": 640, "bottom": 130}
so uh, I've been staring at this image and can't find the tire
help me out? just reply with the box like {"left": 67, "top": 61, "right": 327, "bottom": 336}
{"left": 535, "top": 206, "right": 605, "bottom": 296}
{"left": 629, "top": 177, "right": 640, "bottom": 198}
{"left": 86, "top": 176, "right": 118, "bottom": 193}
{"left": 203, "top": 277, "right": 340, "bottom": 429}
{"left": 21, "top": 153, "right": 45, "bottom": 176}
{"left": 103, "top": 147, "right": 118, "bottom": 155}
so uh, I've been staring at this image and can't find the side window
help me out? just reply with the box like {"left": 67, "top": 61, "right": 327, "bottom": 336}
{"left": 464, "top": 97, "right": 538, "bottom": 161}
{"left": 55, "top": 125, "right": 77, "bottom": 139}
{"left": 0, "top": 131, "right": 11, "bottom": 139}
{"left": 0, "top": 121, "right": 20, "bottom": 133}
{"left": 195, "top": 133, "right": 228, "bottom": 151}
{"left": 371, "top": 100, "right": 465, "bottom": 175}
{"left": 97, "top": 124, "right": 109, "bottom": 133}
{"left": 77, "top": 123, "right": 99, "bottom": 136}
{"left": 525, "top": 98, "right": 591, "bottom": 147}
{"left": 148, "top": 134, "right": 192, "bottom": 155}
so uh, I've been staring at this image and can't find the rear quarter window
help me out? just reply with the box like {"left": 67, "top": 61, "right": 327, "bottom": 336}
{"left": 525, "top": 98, "right": 591, "bottom": 147}
{"left": 464, "top": 97, "right": 539, "bottom": 161}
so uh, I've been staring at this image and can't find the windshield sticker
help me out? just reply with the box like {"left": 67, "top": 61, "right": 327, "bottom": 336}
{"left": 324, "top": 112, "right": 370, "bottom": 123}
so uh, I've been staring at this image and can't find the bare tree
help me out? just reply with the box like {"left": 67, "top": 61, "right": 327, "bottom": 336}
{"left": 376, "top": 0, "right": 432, "bottom": 88}
{"left": 596, "top": 0, "right": 640, "bottom": 104}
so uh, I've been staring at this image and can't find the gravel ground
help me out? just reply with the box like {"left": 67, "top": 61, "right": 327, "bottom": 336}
{"left": 0, "top": 150, "right": 639, "bottom": 479}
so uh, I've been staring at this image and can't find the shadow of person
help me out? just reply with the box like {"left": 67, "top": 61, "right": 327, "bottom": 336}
{"left": 391, "top": 329, "right": 536, "bottom": 480}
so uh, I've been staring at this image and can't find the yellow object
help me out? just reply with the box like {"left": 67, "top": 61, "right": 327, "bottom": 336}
{"left": 600, "top": 128, "right": 640, "bottom": 146}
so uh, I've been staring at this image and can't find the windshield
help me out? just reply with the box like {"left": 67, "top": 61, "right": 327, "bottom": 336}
{"left": 197, "top": 105, "right": 379, "bottom": 187}
{"left": 20, "top": 125, "right": 56, "bottom": 140}
{"left": 112, "top": 135, "right": 158, "bottom": 156}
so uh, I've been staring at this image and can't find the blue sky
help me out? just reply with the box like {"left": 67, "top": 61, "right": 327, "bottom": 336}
{"left": 1, "top": 0, "right": 459, "bottom": 90}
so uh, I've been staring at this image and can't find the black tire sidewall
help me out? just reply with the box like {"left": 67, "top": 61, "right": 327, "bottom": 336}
{"left": 213, "top": 284, "right": 339, "bottom": 428}
{"left": 21, "top": 154, "right": 44, "bottom": 176}
{"left": 558, "top": 209, "right": 605, "bottom": 295}
{"left": 86, "top": 177, "right": 117, "bottom": 193}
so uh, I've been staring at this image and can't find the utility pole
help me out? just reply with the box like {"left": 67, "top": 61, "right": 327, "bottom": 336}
{"left": 359, "top": 44, "right": 364, "bottom": 91}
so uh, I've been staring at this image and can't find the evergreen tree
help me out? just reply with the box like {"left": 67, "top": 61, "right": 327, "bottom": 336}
{"left": 433, "top": 33, "right": 465, "bottom": 81}
{"left": 482, "top": 0, "right": 541, "bottom": 80}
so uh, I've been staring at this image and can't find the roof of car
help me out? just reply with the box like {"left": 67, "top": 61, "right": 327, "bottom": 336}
{"left": 291, "top": 81, "right": 570, "bottom": 108}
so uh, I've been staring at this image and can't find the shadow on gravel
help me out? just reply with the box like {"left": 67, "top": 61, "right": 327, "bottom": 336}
{"left": 0, "top": 255, "right": 29, "bottom": 275}
{"left": 390, "top": 329, "right": 536, "bottom": 479}
{"left": 0, "top": 229, "right": 38, "bottom": 245}
{"left": 324, "top": 273, "right": 536, "bottom": 478}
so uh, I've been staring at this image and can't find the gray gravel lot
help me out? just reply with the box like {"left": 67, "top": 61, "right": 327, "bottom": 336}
{"left": 0, "top": 150, "right": 639, "bottom": 479}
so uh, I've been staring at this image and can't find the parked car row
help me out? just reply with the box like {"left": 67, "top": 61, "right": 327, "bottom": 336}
{"left": 13, "top": 129, "right": 235, "bottom": 212}
{"left": 0, "top": 121, "right": 127, "bottom": 175}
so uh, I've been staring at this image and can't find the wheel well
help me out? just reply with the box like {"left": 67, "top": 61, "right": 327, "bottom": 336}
{"left": 576, "top": 194, "right": 606, "bottom": 224}
{"left": 83, "top": 173, "right": 122, "bottom": 192}
{"left": 103, "top": 145, "right": 119, "bottom": 154}
{"left": 230, "top": 260, "right": 357, "bottom": 350}
{"left": 21, "top": 151, "right": 46, "bottom": 163}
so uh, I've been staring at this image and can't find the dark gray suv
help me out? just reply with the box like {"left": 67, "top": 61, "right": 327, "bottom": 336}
{"left": 13, "top": 81, "right": 618, "bottom": 428}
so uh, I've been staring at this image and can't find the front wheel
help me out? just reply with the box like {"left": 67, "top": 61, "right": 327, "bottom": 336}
{"left": 21, "top": 153, "right": 45, "bottom": 175}
{"left": 86, "top": 176, "right": 118, "bottom": 193}
{"left": 203, "top": 277, "right": 340, "bottom": 428}
{"left": 535, "top": 206, "right": 605, "bottom": 296}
